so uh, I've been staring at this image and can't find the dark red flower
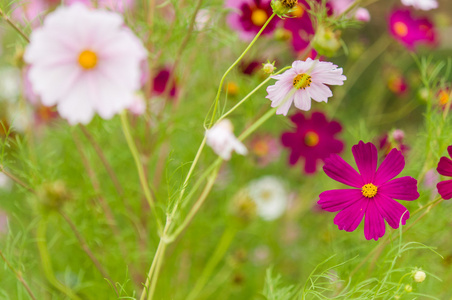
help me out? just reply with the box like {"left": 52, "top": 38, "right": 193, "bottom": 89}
{"left": 436, "top": 146, "right": 452, "bottom": 200}
{"left": 281, "top": 112, "right": 343, "bottom": 174}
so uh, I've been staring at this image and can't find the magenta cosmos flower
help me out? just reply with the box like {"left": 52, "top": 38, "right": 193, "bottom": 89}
{"left": 266, "top": 58, "right": 346, "bottom": 115}
{"left": 281, "top": 112, "right": 343, "bottom": 174}
{"left": 24, "top": 4, "right": 146, "bottom": 125}
{"left": 388, "top": 9, "right": 437, "bottom": 50}
{"left": 283, "top": 3, "right": 315, "bottom": 53}
{"left": 226, "top": 0, "right": 280, "bottom": 41}
{"left": 318, "top": 141, "right": 419, "bottom": 241}
{"left": 436, "top": 146, "right": 452, "bottom": 200}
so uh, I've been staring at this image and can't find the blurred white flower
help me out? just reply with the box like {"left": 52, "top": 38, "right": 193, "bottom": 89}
{"left": 24, "top": 4, "right": 147, "bottom": 125}
{"left": 194, "top": 9, "right": 213, "bottom": 31}
{"left": 206, "top": 119, "right": 247, "bottom": 160}
{"left": 128, "top": 93, "right": 146, "bottom": 115}
{"left": 0, "top": 68, "right": 21, "bottom": 102}
{"left": 248, "top": 176, "right": 288, "bottom": 220}
{"left": 0, "top": 173, "right": 12, "bottom": 191}
{"left": 401, "top": 0, "right": 438, "bottom": 10}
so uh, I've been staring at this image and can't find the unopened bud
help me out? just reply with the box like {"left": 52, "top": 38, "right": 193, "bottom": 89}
{"left": 404, "top": 284, "right": 412, "bottom": 293}
{"left": 262, "top": 61, "right": 275, "bottom": 74}
{"left": 312, "top": 25, "right": 341, "bottom": 57}
{"left": 413, "top": 270, "right": 426, "bottom": 283}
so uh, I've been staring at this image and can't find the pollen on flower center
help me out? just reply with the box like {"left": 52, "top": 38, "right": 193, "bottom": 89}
{"left": 251, "top": 9, "right": 268, "bottom": 26}
{"left": 293, "top": 73, "right": 312, "bottom": 90}
{"left": 393, "top": 21, "right": 408, "bottom": 37}
{"left": 304, "top": 131, "right": 319, "bottom": 147}
{"left": 362, "top": 183, "right": 378, "bottom": 198}
{"left": 78, "top": 50, "right": 98, "bottom": 69}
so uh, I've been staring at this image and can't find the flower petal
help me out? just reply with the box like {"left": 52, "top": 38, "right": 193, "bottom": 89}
{"left": 364, "top": 200, "right": 386, "bottom": 241}
{"left": 374, "top": 148, "right": 405, "bottom": 185}
{"left": 293, "top": 90, "right": 311, "bottom": 111}
{"left": 437, "top": 179, "right": 452, "bottom": 200}
{"left": 352, "top": 141, "right": 378, "bottom": 183}
{"left": 318, "top": 189, "right": 363, "bottom": 212}
{"left": 437, "top": 156, "right": 452, "bottom": 177}
{"left": 334, "top": 197, "right": 368, "bottom": 232}
{"left": 374, "top": 193, "right": 409, "bottom": 229}
{"left": 323, "top": 154, "right": 363, "bottom": 188}
{"left": 379, "top": 176, "right": 419, "bottom": 200}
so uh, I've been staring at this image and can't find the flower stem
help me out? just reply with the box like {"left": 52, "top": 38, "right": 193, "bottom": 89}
{"left": 0, "top": 249, "right": 37, "bottom": 300}
{"left": 120, "top": 111, "right": 162, "bottom": 231}
{"left": 207, "top": 12, "right": 276, "bottom": 127}
{"left": 36, "top": 218, "right": 82, "bottom": 300}
{"left": 0, "top": 8, "right": 30, "bottom": 43}
{"left": 187, "top": 226, "right": 237, "bottom": 300}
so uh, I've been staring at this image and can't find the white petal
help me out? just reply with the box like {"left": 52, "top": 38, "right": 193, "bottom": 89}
{"left": 308, "top": 82, "right": 333, "bottom": 103}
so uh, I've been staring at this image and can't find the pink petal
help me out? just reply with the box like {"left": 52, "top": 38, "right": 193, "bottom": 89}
{"left": 323, "top": 154, "right": 363, "bottom": 188}
{"left": 293, "top": 90, "right": 311, "bottom": 111}
{"left": 364, "top": 201, "right": 385, "bottom": 241}
{"left": 374, "top": 148, "right": 405, "bottom": 185}
{"left": 447, "top": 146, "right": 452, "bottom": 159}
{"left": 437, "top": 156, "right": 452, "bottom": 177}
{"left": 318, "top": 189, "right": 363, "bottom": 212}
{"left": 352, "top": 141, "right": 378, "bottom": 184}
{"left": 379, "top": 176, "right": 419, "bottom": 201}
{"left": 334, "top": 198, "right": 368, "bottom": 232}
{"left": 308, "top": 82, "right": 332, "bottom": 103}
{"left": 437, "top": 179, "right": 452, "bottom": 200}
{"left": 374, "top": 193, "right": 409, "bottom": 229}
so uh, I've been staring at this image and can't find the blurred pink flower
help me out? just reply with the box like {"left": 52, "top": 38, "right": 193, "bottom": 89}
{"left": 24, "top": 4, "right": 146, "bottom": 125}
{"left": 152, "top": 67, "right": 178, "bottom": 99}
{"left": 206, "top": 119, "right": 248, "bottom": 160}
{"left": 249, "top": 134, "right": 280, "bottom": 166}
{"left": 266, "top": 58, "right": 346, "bottom": 115}
{"left": 388, "top": 9, "right": 437, "bottom": 50}
{"left": 11, "top": 0, "right": 57, "bottom": 26}
{"left": 329, "top": 0, "right": 370, "bottom": 21}
{"left": 283, "top": 3, "right": 315, "bottom": 53}
{"left": 67, "top": 0, "right": 135, "bottom": 12}
{"left": 226, "top": 0, "right": 280, "bottom": 41}
{"left": 378, "top": 129, "right": 409, "bottom": 157}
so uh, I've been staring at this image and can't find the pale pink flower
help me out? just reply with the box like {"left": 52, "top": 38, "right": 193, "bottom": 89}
{"left": 206, "top": 119, "right": 248, "bottom": 160}
{"left": 128, "top": 93, "right": 146, "bottom": 115}
{"left": 329, "top": 0, "right": 371, "bottom": 21}
{"left": 24, "top": 4, "right": 147, "bottom": 125}
{"left": 401, "top": 0, "right": 438, "bottom": 11}
{"left": 67, "top": 0, "right": 135, "bottom": 12}
{"left": 266, "top": 59, "right": 346, "bottom": 116}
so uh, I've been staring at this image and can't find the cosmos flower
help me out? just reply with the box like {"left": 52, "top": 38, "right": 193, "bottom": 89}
{"left": 248, "top": 176, "right": 288, "bottom": 220}
{"left": 67, "top": 0, "right": 135, "bottom": 12}
{"left": 226, "top": 0, "right": 280, "bottom": 41}
{"left": 436, "top": 146, "right": 452, "bottom": 200}
{"left": 206, "top": 119, "right": 248, "bottom": 160}
{"left": 387, "top": 72, "right": 409, "bottom": 95}
{"left": 11, "top": 0, "right": 55, "bottom": 26}
{"left": 281, "top": 112, "right": 343, "bottom": 173}
{"left": 318, "top": 141, "right": 419, "bottom": 241}
{"left": 266, "top": 58, "right": 346, "bottom": 116}
{"left": 24, "top": 4, "right": 147, "bottom": 125}
{"left": 401, "top": 0, "right": 438, "bottom": 11}
{"left": 388, "top": 9, "right": 437, "bottom": 50}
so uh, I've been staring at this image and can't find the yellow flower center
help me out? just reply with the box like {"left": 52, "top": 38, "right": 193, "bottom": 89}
{"left": 293, "top": 73, "right": 312, "bottom": 90}
{"left": 393, "top": 21, "right": 408, "bottom": 37}
{"left": 251, "top": 9, "right": 268, "bottom": 26}
{"left": 304, "top": 131, "right": 319, "bottom": 147}
{"left": 281, "top": 0, "right": 297, "bottom": 9}
{"left": 78, "top": 50, "right": 98, "bottom": 69}
{"left": 362, "top": 183, "right": 378, "bottom": 198}
{"left": 291, "top": 4, "right": 304, "bottom": 18}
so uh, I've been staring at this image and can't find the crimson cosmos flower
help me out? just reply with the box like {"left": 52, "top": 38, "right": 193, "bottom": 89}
{"left": 436, "top": 146, "right": 452, "bottom": 200}
{"left": 318, "top": 141, "right": 419, "bottom": 241}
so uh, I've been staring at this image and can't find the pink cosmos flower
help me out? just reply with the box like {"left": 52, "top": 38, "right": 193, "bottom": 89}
{"left": 24, "top": 4, "right": 147, "bottom": 125}
{"left": 281, "top": 112, "right": 343, "bottom": 174}
{"left": 249, "top": 134, "right": 281, "bottom": 166}
{"left": 282, "top": 3, "right": 315, "bottom": 53}
{"left": 266, "top": 58, "right": 346, "bottom": 116}
{"left": 11, "top": 0, "right": 57, "bottom": 26}
{"left": 318, "top": 141, "right": 419, "bottom": 241}
{"left": 388, "top": 9, "right": 437, "bottom": 51}
{"left": 206, "top": 119, "right": 248, "bottom": 160}
{"left": 401, "top": 0, "right": 438, "bottom": 11}
{"left": 226, "top": 0, "right": 280, "bottom": 41}
{"left": 436, "top": 146, "right": 452, "bottom": 200}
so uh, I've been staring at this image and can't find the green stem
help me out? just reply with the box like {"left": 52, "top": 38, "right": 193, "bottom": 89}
{"left": 36, "top": 218, "right": 82, "bottom": 300}
{"left": 187, "top": 226, "right": 237, "bottom": 300}
{"left": 207, "top": 12, "right": 276, "bottom": 127}
{"left": 238, "top": 107, "right": 278, "bottom": 141}
{"left": 0, "top": 8, "right": 30, "bottom": 43}
{"left": 120, "top": 111, "right": 162, "bottom": 231}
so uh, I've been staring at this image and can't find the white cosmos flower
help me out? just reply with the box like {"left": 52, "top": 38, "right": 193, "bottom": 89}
{"left": 206, "top": 119, "right": 247, "bottom": 160}
{"left": 24, "top": 4, "right": 147, "bottom": 125}
{"left": 266, "top": 58, "right": 346, "bottom": 116}
{"left": 248, "top": 176, "right": 288, "bottom": 221}
{"left": 401, "top": 0, "right": 438, "bottom": 10}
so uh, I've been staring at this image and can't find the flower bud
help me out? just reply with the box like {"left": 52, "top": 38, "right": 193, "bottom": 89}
{"left": 312, "top": 25, "right": 342, "bottom": 57}
{"left": 413, "top": 270, "right": 426, "bottom": 283}
{"left": 230, "top": 189, "right": 257, "bottom": 223}
{"left": 36, "top": 181, "right": 71, "bottom": 211}
{"left": 271, "top": 0, "right": 298, "bottom": 18}
{"left": 262, "top": 61, "right": 276, "bottom": 74}
{"left": 404, "top": 284, "right": 412, "bottom": 293}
